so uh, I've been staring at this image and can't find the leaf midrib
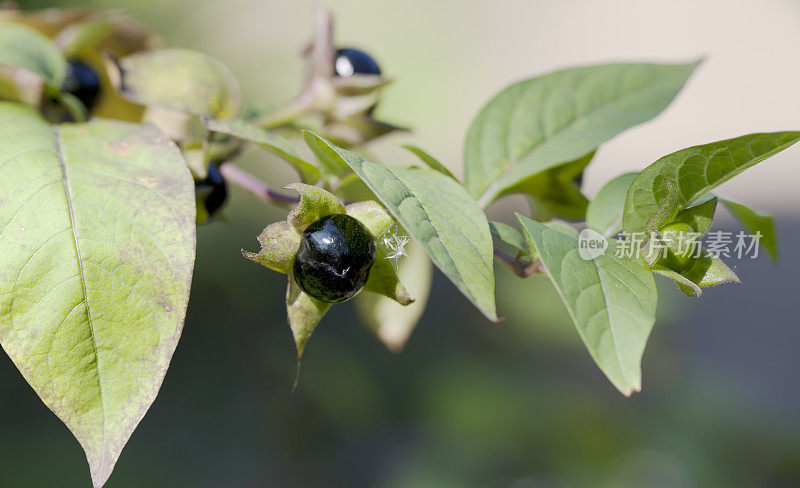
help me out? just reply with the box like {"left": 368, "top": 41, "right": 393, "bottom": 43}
{"left": 364, "top": 163, "right": 494, "bottom": 319}
{"left": 53, "top": 127, "right": 108, "bottom": 457}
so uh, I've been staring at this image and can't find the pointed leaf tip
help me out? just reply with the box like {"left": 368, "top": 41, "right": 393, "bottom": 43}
{"left": 517, "top": 215, "right": 657, "bottom": 396}
{"left": 0, "top": 104, "right": 195, "bottom": 486}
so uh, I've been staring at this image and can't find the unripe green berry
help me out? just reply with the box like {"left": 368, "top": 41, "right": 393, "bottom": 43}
{"left": 657, "top": 222, "right": 699, "bottom": 272}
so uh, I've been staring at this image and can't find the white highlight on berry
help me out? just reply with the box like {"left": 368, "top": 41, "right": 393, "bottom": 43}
{"left": 335, "top": 57, "right": 355, "bottom": 77}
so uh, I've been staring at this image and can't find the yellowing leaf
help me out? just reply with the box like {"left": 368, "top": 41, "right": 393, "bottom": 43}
{"left": 0, "top": 103, "right": 196, "bottom": 487}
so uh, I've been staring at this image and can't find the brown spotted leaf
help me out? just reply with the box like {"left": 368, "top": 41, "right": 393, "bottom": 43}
{"left": 0, "top": 103, "right": 196, "bottom": 487}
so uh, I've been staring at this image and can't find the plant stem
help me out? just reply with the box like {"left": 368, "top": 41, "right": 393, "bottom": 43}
{"left": 494, "top": 249, "right": 544, "bottom": 278}
{"left": 218, "top": 162, "right": 299, "bottom": 208}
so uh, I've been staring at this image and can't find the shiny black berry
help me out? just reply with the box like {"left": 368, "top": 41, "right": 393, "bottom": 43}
{"left": 334, "top": 48, "right": 381, "bottom": 77}
{"left": 293, "top": 214, "right": 377, "bottom": 303}
{"left": 195, "top": 163, "right": 228, "bottom": 218}
{"left": 62, "top": 60, "right": 102, "bottom": 111}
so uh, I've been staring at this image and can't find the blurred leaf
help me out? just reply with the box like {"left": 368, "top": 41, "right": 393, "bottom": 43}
{"left": 324, "top": 112, "right": 406, "bottom": 146}
{"left": 56, "top": 11, "right": 161, "bottom": 57}
{"left": 54, "top": 90, "right": 88, "bottom": 121}
{"left": 586, "top": 172, "right": 637, "bottom": 235}
{"left": 55, "top": 18, "right": 113, "bottom": 58}
{"left": 110, "top": 48, "right": 241, "bottom": 118}
{"left": 60, "top": 12, "right": 160, "bottom": 121}
{"left": 721, "top": 199, "right": 778, "bottom": 262}
{"left": 303, "top": 129, "right": 350, "bottom": 177}
{"left": 182, "top": 138, "right": 208, "bottom": 178}
{"left": 0, "top": 7, "right": 94, "bottom": 37}
{"left": 623, "top": 132, "right": 800, "bottom": 235}
{"left": 305, "top": 132, "right": 498, "bottom": 322}
{"left": 0, "top": 63, "right": 45, "bottom": 105}
{"left": 333, "top": 171, "right": 376, "bottom": 201}
{"left": 357, "top": 240, "right": 432, "bottom": 352}
{"left": 0, "top": 23, "right": 65, "bottom": 105}
{"left": 465, "top": 62, "right": 697, "bottom": 206}
{"left": 402, "top": 144, "right": 457, "bottom": 180}
{"left": 0, "top": 22, "right": 66, "bottom": 88}
{"left": 518, "top": 215, "right": 658, "bottom": 395}
{"left": 205, "top": 118, "right": 319, "bottom": 183}
{"left": 489, "top": 221, "right": 528, "bottom": 255}
{"left": 694, "top": 191, "right": 779, "bottom": 262}
{"left": 141, "top": 105, "right": 205, "bottom": 142}
{"left": 0, "top": 103, "right": 196, "bottom": 487}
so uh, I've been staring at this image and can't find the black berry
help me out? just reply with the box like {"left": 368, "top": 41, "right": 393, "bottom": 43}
{"left": 62, "top": 60, "right": 102, "bottom": 111}
{"left": 334, "top": 48, "right": 381, "bottom": 77}
{"left": 293, "top": 214, "right": 377, "bottom": 303}
{"left": 195, "top": 163, "right": 228, "bottom": 218}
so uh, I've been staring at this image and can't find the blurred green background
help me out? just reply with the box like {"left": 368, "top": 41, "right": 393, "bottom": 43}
{"left": 2, "top": 0, "right": 800, "bottom": 487}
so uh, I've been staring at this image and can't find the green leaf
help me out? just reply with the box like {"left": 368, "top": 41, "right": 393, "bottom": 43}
{"left": 465, "top": 62, "right": 697, "bottom": 206}
{"left": 489, "top": 221, "right": 528, "bottom": 255}
{"left": 305, "top": 132, "right": 498, "bottom": 322}
{"left": 586, "top": 172, "right": 637, "bottom": 235}
{"left": 356, "top": 240, "right": 432, "bottom": 352}
{"left": 693, "top": 192, "right": 779, "bottom": 262}
{"left": 284, "top": 183, "right": 345, "bottom": 231}
{"left": 333, "top": 171, "right": 376, "bottom": 202}
{"left": 111, "top": 48, "right": 241, "bottom": 118}
{"left": 204, "top": 118, "right": 319, "bottom": 183}
{"left": 623, "top": 132, "right": 800, "bottom": 235}
{"left": 0, "top": 23, "right": 66, "bottom": 89}
{"left": 517, "top": 215, "right": 658, "bottom": 395}
{"left": 55, "top": 18, "right": 114, "bottom": 58}
{"left": 303, "top": 130, "right": 350, "bottom": 177}
{"left": 510, "top": 151, "right": 593, "bottom": 220}
{"left": 670, "top": 197, "right": 717, "bottom": 236}
{"left": 544, "top": 220, "right": 580, "bottom": 239}
{"left": 402, "top": 144, "right": 457, "bottom": 180}
{"left": 0, "top": 103, "right": 196, "bottom": 487}
{"left": 721, "top": 199, "right": 778, "bottom": 262}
